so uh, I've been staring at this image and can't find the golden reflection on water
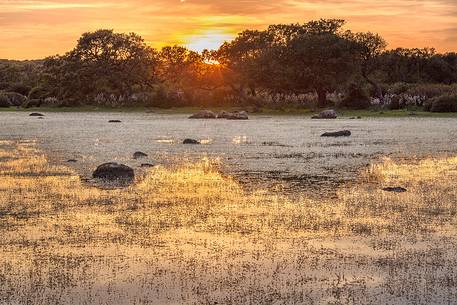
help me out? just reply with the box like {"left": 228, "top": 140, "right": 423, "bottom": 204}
{"left": 1, "top": 140, "right": 457, "bottom": 304}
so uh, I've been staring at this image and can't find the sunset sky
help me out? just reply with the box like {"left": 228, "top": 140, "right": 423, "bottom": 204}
{"left": 1, "top": 0, "right": 457, "bottom": 59}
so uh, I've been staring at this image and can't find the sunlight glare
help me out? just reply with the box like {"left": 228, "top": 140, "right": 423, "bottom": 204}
{"left": 185, "top": 31, "right": 233, "bottom": 53}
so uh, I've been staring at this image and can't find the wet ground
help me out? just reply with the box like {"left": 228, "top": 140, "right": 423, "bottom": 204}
{"left": 1, "top": 112, "right": 456, "bottom": 192}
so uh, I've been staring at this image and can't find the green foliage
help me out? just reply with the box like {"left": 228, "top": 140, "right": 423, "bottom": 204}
{"left": 43, "top": 29, "right": 160, "bottom": 106}
{"left": 0, "top": 93, "right": 11, "bottom": 107}
{"left": 8, "top": 83, "right": 31, "bottom": 96}
{"left": 340, "top": 84, "right": 371, "bottom": 109}
{"left": 28, "top": 86, "right": 49, "bottom": 99}
{"left": 424, "top": 95, "right": 457, "bottom": 112}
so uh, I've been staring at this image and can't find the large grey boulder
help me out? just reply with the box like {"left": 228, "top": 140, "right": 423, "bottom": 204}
{"left": 312, "top": 109, "right": 338, "bottom": 119}
{"left": 189, "top": 110, "right": 217, "bottom": 119}
{"left": 93, "top": 163, "right": 134, "bottom": 182}
{"left": 217, "top": 110, "right": 249, "bottom": 120}
{"left": 227, "top": 111, "right": 249, "bottom": 120}
{"left": 321, "top": 130, "right": 351, "bottom": 137}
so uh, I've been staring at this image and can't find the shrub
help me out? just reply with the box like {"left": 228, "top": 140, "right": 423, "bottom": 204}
{"left": 405, "top": 83, "right": 457, "bottom": 99}
{"left": 388, "top": 82, "right": 413, "bottom": 95}
{"left": 425, "top": 95, "right": 457, "bottom": 112}
{"left": 0, "top": 93, "right": 11, "bottom": 107}
{"left": 28, "top": 86, "right": 48, "bottom": 100}
{"left": 340, "top": 85, "right": 371, "bottom": 109}
{"left": 0, "top": 92, "right": 27, "bottom": 106}
{"left": 8, "top": 83, "right": 32, "bottom": 96}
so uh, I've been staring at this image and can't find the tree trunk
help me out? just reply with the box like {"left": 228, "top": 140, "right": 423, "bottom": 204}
{"left": 362, "top": 67, "right": 382, "bottom": 99}
{"left": 316, "top": 87, "right": 328, "bottom": 108}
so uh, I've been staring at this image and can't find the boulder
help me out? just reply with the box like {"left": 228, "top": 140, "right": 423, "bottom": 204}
{"left": 216, "top": 111, "right": 231, "bottom": 119}
{"left": 189, "top": 110, "right": 216, "bottom": 119}
{"left": 133, "top": 151, "right": 148, "bottom": 159}
{"left": 93, "top": 162, "right": 134, "bottom": 182}
{"left": 29, "top": 112, "right": 44, "bottom": 117}
{"left": 227, "top": 111, "right": 249, "bottom": 120}
{"left": 3, "top": 92, "right": 27, "bottom": 107}
{"left": 312, "top": 109, "right": 338, "bottom": 119}
{"left": 321, "top": 130, "right": 352, "bottom": 137}
{"left": 383, "top": 187, "right": 407, "bottom": 193}
{"left": 217, "top": 111, "right": 249, "bottom": 120}
{"left": 183, "top": 139, "right": 200, "bottom": 144}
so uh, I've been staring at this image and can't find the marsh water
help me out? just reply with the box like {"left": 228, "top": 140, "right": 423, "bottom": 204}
{"left": 1, "top": 112, "right": 456, "bottom": 190}
{"left": 2, "top": 112, "right": 457, "bottom": 304}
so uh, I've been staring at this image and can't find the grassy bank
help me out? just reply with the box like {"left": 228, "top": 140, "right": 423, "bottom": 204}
{"left": 1, "top": 105, "right": 457, "bottom": 117}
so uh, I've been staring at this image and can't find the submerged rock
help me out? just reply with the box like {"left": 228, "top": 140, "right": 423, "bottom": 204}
{"left": 189, "top": 110, "right": 216, "bottom": 119}
{"left": 29, "top": 112, "right": 44, "bottom": 117}
{"left": 383, "top": 187, "right": 407, "bottom": 193}
{"left": 133, "top": 151, "right": 148, "bottom": 159}
{"left": 312, "top": 109, "right": 337, "bottom": 119}
{"left": 321, "top": 130, "right": 352, "bottom": 137}
{"left": 93, "top": 163, "right": 134, "bottom": 182}
{"left": 183, "top": 139, "right": 200, "bottom": 144}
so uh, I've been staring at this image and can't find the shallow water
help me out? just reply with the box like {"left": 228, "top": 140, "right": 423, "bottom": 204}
{"left": 1, "top": 112, "right": 456, "bottom": 190}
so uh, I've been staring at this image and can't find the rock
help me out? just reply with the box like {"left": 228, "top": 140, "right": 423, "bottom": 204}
{"left": 321, "top": 130, "right": 352, "bottom": 137}
{"left": 140, "top": 163, "right": 155, "bottom": 168}
{"left": 227, "top": 111, "right": 249, "bottom": 120}
{"left": 216, "top": 111, "right": 231, "bottom": 119}
{"left": 382, "top": 187, "right": 407, "bottom": 193}
{"left": 183, "top": 139, "right": 200, "bottom": 144}
{"left": 29, "top": 113, "right": 44, "bottom": 117}
{"left": 189, "top": 110, "right": 216, "bottom": 119}
{"left": 217, "top": 111, "right": 249, "bottom": 120}
{"left": 312, "top": 109, "right": 338, "bottom": 119}
{"left": 93, "top": 162, "right": 134, "bottom": 182}
{"left": 67, "top": 159, "right": 78, "bottom": 163}
{"left": 108, "top": 120, "right": 122, "bottom": 123}
{"left": 1, "top": 92, "right": 28, "bottom": 107}
{"left": 133, "top": 151, "right": 148, "bottom": 159}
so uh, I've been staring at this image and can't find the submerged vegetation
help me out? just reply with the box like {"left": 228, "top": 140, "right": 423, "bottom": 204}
{"left": 1, "top": 140, "right": 457, "bottom": 304}
{"left": 1, "top": 19, "right": 457, "bottom": 112}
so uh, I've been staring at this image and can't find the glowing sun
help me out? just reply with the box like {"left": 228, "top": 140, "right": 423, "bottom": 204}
{"left": 185, "top": 30, "right": 234, "bottom": 53}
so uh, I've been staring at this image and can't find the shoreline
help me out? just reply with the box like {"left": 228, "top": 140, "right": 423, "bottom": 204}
{"left": 2, "top": 106, "right": 457, "bottom": 117}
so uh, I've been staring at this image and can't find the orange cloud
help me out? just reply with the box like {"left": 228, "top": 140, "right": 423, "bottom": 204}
{"left": 0, "top": 0, "right": 456, "bottom": 59}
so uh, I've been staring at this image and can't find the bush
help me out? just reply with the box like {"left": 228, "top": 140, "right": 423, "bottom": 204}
{"left": 405, "top": 83, "right": 457, "bottom": 99}
{"left": 425, "top": 95, "right": 457, "bottom": 112}
{"left": 8, "top": 83, "right": 32, "bottom": 96}
{"left": 28, "top": 86, "right": 49, "bottom": 100}
{"left": 340, "top": 85, "right": 371, "bottom": 109}
{"left": 0, "top": 93, "right": 11, "bottom": 107}
{"left": 0, "top": 92, "right": 27, "bottom": 106}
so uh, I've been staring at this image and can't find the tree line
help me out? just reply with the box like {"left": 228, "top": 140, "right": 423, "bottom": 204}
{"left": 1, "top": 19, "right": 457, "bottom": 110}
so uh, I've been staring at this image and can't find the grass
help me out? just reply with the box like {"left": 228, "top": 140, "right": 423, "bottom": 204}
{"left": 2, "top": 105, "right": 457, "bottom": 117}
{"left": 1, "top": 141, "right": 457, "bottom": 304}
